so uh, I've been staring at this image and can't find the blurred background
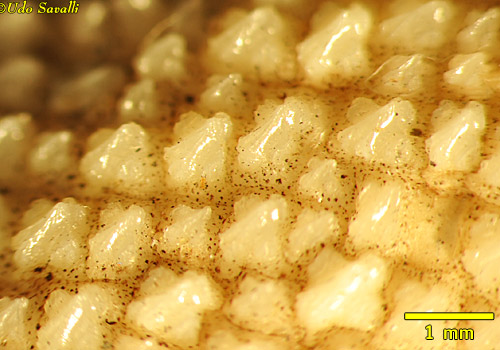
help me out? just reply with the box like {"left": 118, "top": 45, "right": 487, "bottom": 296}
{"left": 0, "top": 0, "right": 231, "bottom": 127}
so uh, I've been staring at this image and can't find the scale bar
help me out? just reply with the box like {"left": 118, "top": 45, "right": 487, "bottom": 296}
{"left": 404, "top": 312, "right": 495, "bottom": 321}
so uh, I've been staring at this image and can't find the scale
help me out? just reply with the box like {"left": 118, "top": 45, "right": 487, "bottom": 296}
{"left": 404, "top": 312, "right": 495, "bottom": 340}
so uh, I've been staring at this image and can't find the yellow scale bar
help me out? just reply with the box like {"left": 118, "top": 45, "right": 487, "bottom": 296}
{"left": 404, "top": 312, "right": 495, "bottom": 321}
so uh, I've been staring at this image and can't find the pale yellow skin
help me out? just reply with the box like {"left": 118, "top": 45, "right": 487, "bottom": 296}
{"left": 1, "top": 0, "right": 500, "bottom": 349}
